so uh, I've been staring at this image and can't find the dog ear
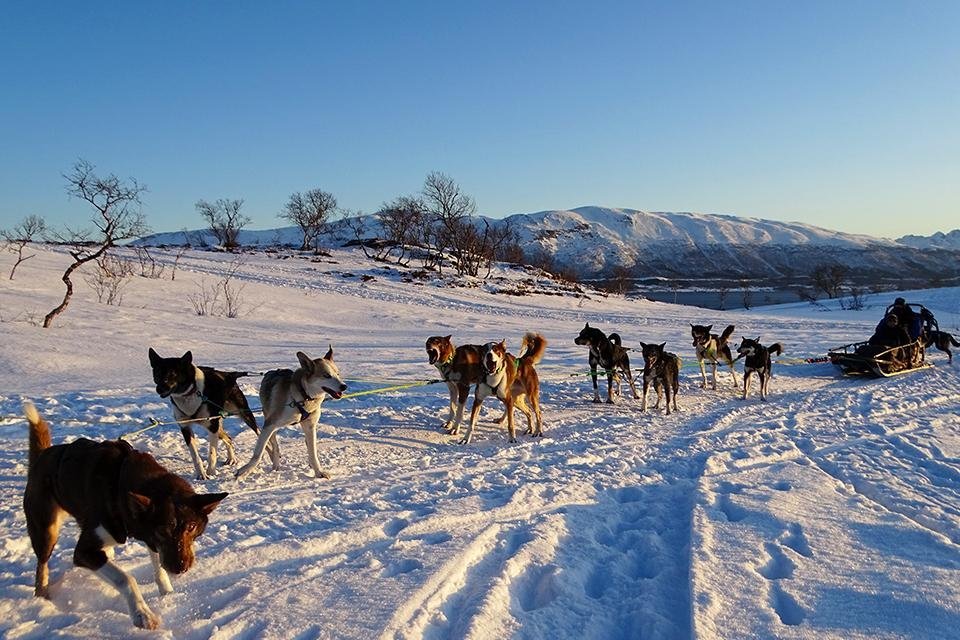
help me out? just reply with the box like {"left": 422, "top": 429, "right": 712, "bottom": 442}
{"left": 323, "top": 345, "right": 334, "bottom": 361}
{"left": 585, "top": 322, "right": 590, "bottom": 328}
{"left": 148, "top": 347, "right": 161, "bottom": 367}
{"left": 443, "top": 335, "right": 452, "bottom": 342}
{"left": 128, "top": 492, "right": 152, "bottom": 516}
{"left": 756, "top": 336, "right": 761, "bottom": 343}
{"left": 689, "top": 323, "right": 694, "bottom": 328}
{"left": 193, "top": 492, "right": 228, "bottom": 516}
{"left": 181, "top": 351, "right": 193, "bottom": 365}
{"left": 706, "top": 325, "right": 713, "bottom": 332}
{"left": 659, "top": 342, "right": 666, "bottom": 349}
{"left": 296, "top": 351, "right": 315, "bottom": 373}
{"left": 639, "top": 341, "right": 646, "bottom": 348}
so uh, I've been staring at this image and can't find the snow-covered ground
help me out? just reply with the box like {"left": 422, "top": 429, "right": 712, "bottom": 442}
{"left": 0, "top": 246, "right": 957, "bottom": 639}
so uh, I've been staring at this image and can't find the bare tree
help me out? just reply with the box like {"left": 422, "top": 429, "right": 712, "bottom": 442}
{"left": 741, "top": 280, "right": 753, "bottom": 310}
{"left": 85, "top": 253, "right": 134, "bottom": 305}
{"left": 811, "top": 264, "right": 848, "bottom": 299}
{"left": 196, "top": 198, "right": 249, "bottom": 249}
{"left": 422, "top": 172, "right": 477, "bottom": 276}
{"left": 2, "top": 214, "right": 47, "bottom": 279}
{"left": 377, "top": 196, "right": 426, "bottom": 265}
{"left": 717, "top": 285, "right": 730, "bottom": 310}
{"left": 280, "top": 188, "right": 338, "bottom": 251}
{"left": 43, "top": 160, "right": 149, "bottom": 328}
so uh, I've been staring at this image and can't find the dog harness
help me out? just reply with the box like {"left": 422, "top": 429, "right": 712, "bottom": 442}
{"left": 289, "top": 379, "right": 320, "bottom": 422}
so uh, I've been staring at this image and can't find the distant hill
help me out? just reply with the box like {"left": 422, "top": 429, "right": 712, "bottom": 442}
{"left": 897, "top": 229, "right": 960, "bottom": 250}
{"left": 136, "top": 206, "right": 960, "bottom": 283}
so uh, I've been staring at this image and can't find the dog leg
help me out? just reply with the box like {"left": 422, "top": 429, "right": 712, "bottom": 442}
{"left": 150, "top": 550, "right": 173, "bottom": 596}
{"left": 449, "top": 384, "right": 471, "bottom": 436}
{"left": 300, "top": 417, "right": 331, "bottom": 479}
{"left": 640, "top": 375, "right": 650, "bottom": 411}
{"left": 729, "top": 362, "right": 739, "bottom": 389}
{"left": 24, "top": 494, "right": 62, "bottom": 599}
{"left": 760, "top": 371, "right": 768, "bottom": 401}
{"left": 443, "top": 382, "right": 458, "bottom": 432}
{"left": 462, "top": 387, "right": 491, "bottom": 444}
{"left": 267, "top": 433, "right": 282, "bottom": 470}
{"left": 623, "top": 366, "right": 641, "bottom": 400}
{"left": 664, "top": 377, "right": 673, "bottom": 415}
{"left": 742, "top": 370, "right": 751, "bottom": 400}
{"left": 205, "top": 424, "right": 219, "bottom": 478}
{"left": 235, "top": 420, "right": 284, "bottom": 480}
{"left": 711, "top": 362, "right": 718, "bottom": 390}
{"left": 514, "top": 394, "right": 534, "bottom": 435}
{"left": 606, "top": 372, "right": 616, "bottom": 404}
{"left": 698, "top": 358, "right": 707, "bottom": 388}
{"left": 531, "top": 392, "right": 544, "bottom": 437}
{"left": 216, "top": 418, "right": 238, "bottom": 466}
{"left": 590, "top": 365, "right": 601, "bottom": 403}
{"left": 180, "top": 426, "right": 207, "bottom": 480}
{"left": 672, "top": 376, "right": 680, "bottom": 412}
{"left": 74, "top": 529, "right": 160, "bottom": 630}
{"left": 503, "top": 394, "right": 517, "bottom": 443}
{"left": 654, "top": 380, "right": 663, "bottom": 410}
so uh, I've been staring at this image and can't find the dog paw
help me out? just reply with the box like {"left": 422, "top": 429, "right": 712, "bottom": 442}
{"left": 458, "top": 437, "right": 470, "bottom": 445}
{"left": 132, "top": 606, "right": 161, "bottom": 630}
{"left": 592, "top": 397, "right": 602, "bottom": 404}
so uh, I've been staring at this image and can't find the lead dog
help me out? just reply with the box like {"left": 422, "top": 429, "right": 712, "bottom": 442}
{"left": 735, "top": 337, "right": 783, "bottom": 401}
{"left": 690, "top": 323, "right": 739, "bottom": 390}
{"left": 235, "top": 347, "right": 347, "bottom": 481}
{"left": 462, "top": 333, "right": 547, "bottom": 444}
{"left": 22, "top": 402, "right": 226, "bottom": 630}
{"left": 425, "top": 335, "right": 506, "bottom": 436}
{"left": 638, "top": 342, "right": 681, "bottom": 415}
{"left": 573, "top": 323, "right": 639, "bottom": 403}
{"left": 149, "top": 348, "right": 266, "bottom": 480}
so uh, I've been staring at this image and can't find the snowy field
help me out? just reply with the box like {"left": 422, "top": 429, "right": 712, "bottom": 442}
{"left": 0, "top": 246, "right": 958, "bottom": 639}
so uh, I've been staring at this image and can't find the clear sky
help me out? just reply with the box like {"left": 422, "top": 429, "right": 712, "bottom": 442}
{"left": 1, "top": 1, "right": 957, "bottom": 239}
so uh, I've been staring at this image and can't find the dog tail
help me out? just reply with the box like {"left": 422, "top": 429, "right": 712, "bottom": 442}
{"left": 950, "top": 334, "right": 960, "bottom": 347}
{"left": 223, "top": 371, "right": 251, "bottom": 385}
{"left": 520, "top": 333, "right": 548, "bottom": 366}
{"left": 24, "top": 401, "right": 52, "bottom": 470}
{"left": 720, "top": 325, "right": 736, "bottom": 344}
{"left": 609, "top": 333, "right": 622, "bottom": 346}
{"left": 768, "top": 343, "right": 784, "bottom": 357}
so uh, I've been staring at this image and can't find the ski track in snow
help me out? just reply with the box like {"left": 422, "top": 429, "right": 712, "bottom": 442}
{"left": 0, "top": 247, "right": 958, "bottom": 639}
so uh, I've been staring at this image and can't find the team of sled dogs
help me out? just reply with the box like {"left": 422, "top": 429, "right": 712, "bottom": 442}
{"left": 20, "top": 320, "right": 958, "bottom": 629}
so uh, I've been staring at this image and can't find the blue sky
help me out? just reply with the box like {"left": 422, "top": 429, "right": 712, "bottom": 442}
{"left": 1, "top": 1, "right": 957, "bottom": 238}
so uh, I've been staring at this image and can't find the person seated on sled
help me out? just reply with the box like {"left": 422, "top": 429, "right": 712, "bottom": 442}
{"left": 862, "top": 313, "right": 913, "bottom": 372}
{"left": 889, "top": 297, "right": 921, "bottom": 340}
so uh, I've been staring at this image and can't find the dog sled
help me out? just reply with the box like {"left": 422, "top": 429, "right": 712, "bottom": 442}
{"left": 827, "top": 339, "right": 930, "bottom": 377}
{"left": 828, "top": 301, "right": 936, "bottom": 378}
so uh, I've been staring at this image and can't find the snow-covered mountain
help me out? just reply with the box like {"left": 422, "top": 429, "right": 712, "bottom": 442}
{"left": 136, "top": 206, "right": 960, "bottom": 281}
{"left": 897, "top": 229, "right": 960, "bottom": 250}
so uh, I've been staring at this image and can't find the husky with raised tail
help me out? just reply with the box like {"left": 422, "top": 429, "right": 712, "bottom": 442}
{"left": 736, "top": 337, "right": 783, "bottom": 401}
{"left": 690, "top": 323, "right": 738, "bottom": 390}
{"left": 462, "top": 333, "right": 547, "bottom": 444}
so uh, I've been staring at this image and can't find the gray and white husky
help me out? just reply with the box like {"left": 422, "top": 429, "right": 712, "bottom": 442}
{"left": 234, "top": 347, "right": 347, "bottom": 481}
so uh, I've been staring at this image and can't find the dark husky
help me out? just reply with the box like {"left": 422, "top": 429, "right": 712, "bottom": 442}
{"left": 573, "top": 323, "right": 639, "bottom": 403}
{"left": 148, "top": 348, "right": 264, "bottom": 480}
{"left": 638, "top": 342, "right": 681, "bottom": 415}
{"left": 22, "top": 402, "right": 226, "bottom": 629}
{"left": 690, "top": 323, "right": 738, "bottom": 390}
{"left": 735, "top": 337, "right": 783, "bottom": 401}
{"left": 923, "top": 330, "right": 960, "bottom": 363}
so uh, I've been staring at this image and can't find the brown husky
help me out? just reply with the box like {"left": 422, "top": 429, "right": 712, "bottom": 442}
{"left": 22, "top": 402, "right": 226, "bottom": 629}
{"left": 234, "top": 347, "right": 347, "bottom": 481}
{"left": 425, "top": 335, "right": 506, "bottom": 436}
{"left": 462, "top": 333, "right": 547, "bottom": 444}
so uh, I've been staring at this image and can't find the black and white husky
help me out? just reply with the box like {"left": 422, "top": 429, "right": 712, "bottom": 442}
{"left": 234, "top": 347, "right": 347, "bottom": 481}
{"left": 573, "top": 323, "right": 639, "bottom": 403}
{"left": 149, "top": 348, "right": 263, "bottom": 480}
{"left": 735, "top": 337, "right": 783, "bottom": 401}
{"left": 690, "top": 323, "right": 739, "bottom": 390}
